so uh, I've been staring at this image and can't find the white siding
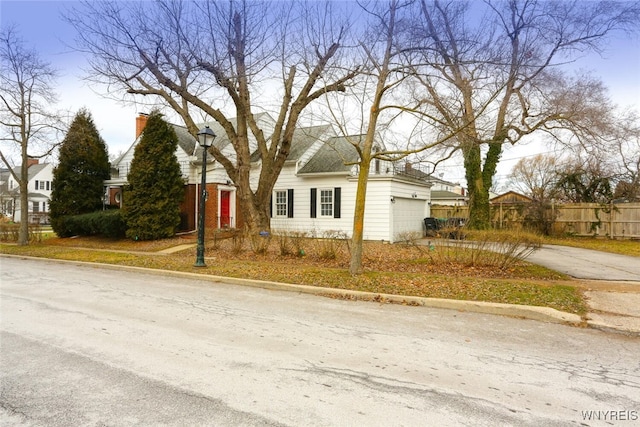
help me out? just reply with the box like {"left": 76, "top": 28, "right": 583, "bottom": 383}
{"left": 112, "top": 136, "right": 197, "bottom": 184}
{"left": 270, "top": 166, "right": 355, "bottom": 237}
{"left": 361, "top": 179, "right": 392, "bottom": 241}
{"left": 10, "top": 163, "right": 54, "bottom": 223}
{"left": 270, "top": 167, "right": 431, "bottom": 242}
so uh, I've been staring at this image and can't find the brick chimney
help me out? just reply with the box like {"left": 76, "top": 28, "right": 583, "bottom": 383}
{"left": 135, "top": 113, "right": 149, "bottom": 139}
{"left": 27, "top": 157, "right": 39, "bottom": 168}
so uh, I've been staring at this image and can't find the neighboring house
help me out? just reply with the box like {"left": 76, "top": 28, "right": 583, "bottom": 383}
{"left": 430, "top": 190, "right": 469, "bottom": 206}
{"left": 430, "top": 176, "right": 464, "bottom": 193}
{"left": 107, "top": 113, "right": 433, "bottom": 242}
{"left": 0, "top": 168, "right": 10, "bottom": 218}
{"left": 429, "top": 176, "right": 468, "bottom": 206}
{"left": 1, "top": 159, "right": 54, "bottom": 224}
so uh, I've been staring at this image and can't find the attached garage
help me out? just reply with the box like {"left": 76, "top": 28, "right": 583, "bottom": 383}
{"left": 391, "top": 197, "right": 428, "bottom": 242}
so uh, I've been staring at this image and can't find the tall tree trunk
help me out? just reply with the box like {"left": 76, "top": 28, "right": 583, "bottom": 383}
{"left": 18, "top": 177, "right": 29, "bottom": 245}
{"left": 463, "top": 141, "right": 490, "bottom": 230}
{"left": 349, "top": 159, "right": 371, "bottom": 275}
{"left": 18, "top": 147, "right": 29, "bottom": 245}
{"left": 464, "top": 140, "right": 503, "bottom": 229}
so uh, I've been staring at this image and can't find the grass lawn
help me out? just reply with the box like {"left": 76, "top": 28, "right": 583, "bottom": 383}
{"left": 543, "top": 235, "right": 640, "bottom": 257}
{"left": 1, "top": 232, "right": 590, "bottom": 316}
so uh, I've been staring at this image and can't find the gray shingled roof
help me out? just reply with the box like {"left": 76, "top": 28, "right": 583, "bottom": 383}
{"left": 191, "top": 121, "right": 231, "bottom": 158}
{"left": 249, "top": 124, "right": 334, "bottom": 163}
{"left": 297, "top": 135, "right": 362, "bottom": 174}
{"left": 431, "top": 190, "right": 468, "bottom": 200}
{"left": 7, "top": 163, "right": 49, "bottom": 180}
{"left": 173, "top": 125, "right": 197, "bottom": 156}
{"left": 116, "top": 112, "right": 277, "bottom": 163}
{"left": 194, "top": 112, "right": 275, "bottom": 159}
{"left": 286, "top": 124, "right": 334, "bottom": 162}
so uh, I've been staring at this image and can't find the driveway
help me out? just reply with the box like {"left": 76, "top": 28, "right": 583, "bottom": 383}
{"left": 526, "top": 244, "right": 640, "bottom": 281}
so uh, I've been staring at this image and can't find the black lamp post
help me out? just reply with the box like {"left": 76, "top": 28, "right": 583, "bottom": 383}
{"left": 195, "top": 125, "right": 216, "bottom": 267}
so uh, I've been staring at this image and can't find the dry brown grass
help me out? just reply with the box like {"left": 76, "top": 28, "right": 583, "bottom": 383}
{"left": 543, "top": 235, "right": 640, "bottom": 257}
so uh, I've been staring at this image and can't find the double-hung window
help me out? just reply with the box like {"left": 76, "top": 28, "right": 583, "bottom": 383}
{"left": 275, "top": 190, "right": 288, "bottom": 217}
{"left": 310, "top": 187, "right": 341, "bottom": 219}
{"left": 272, "top": 189, "right": 294, "bottom": 218}
{"left": 320, "top": 189, "right": 333, "bottom": 217}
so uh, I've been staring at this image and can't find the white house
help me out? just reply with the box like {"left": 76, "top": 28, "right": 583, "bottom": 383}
{"left": 1, "top": 159, "right": 54, "bottom": 224}
{"left": 429, "top": 176, "right": 468, "bottom": 206}
{"left": 105, "top": 113, "right": 249, "bottom": 231}
{"left": 269, "top": 126, "right": 433, "bottom": 242}
{"left": 106, "top": 113, "right": 433, "bottom": 242}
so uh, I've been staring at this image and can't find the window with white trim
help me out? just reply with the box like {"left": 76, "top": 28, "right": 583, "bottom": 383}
{"left": 310, "top": 187, "right": 340, "bottom": 219}
{"left": 272, "top": 189, "right": 294, "bottom": 218}
{"left": 320, "top": 189, "right": 333, "bottom": 217}
{"left": 275, "top": 190, "right": 288, "bottom": 217}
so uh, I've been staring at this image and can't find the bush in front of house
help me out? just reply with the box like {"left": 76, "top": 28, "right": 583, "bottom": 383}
{"left": 122, "top": 111, "right": 185, "bottom": 241}
{"left": 50, "top": 109, "right": 111, "bottom": 237}
{"left": 56, "top": 210, "right": 126, "bottom": 238}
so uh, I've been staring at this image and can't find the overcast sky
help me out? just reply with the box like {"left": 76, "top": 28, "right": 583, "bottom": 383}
{"left": 2, "top": 0, "right": 639, "bottom": 187}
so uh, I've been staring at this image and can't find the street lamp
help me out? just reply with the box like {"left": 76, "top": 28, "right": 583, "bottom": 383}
{"left": 194, "top": 125, "right": 216, "bottom": 267}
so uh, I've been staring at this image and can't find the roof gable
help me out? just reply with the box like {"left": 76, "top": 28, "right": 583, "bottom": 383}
{"left": 297, "top": 135, "right": 361, "bottom": 174}
{"left": 287, "top": 124, "right": 335, "bottom": 162}
{"left": 9, "top": 163, "right": 51, "bottom": 181}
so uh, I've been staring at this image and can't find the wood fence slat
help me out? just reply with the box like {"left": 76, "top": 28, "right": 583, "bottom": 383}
{"left": 429, "top": 202, "right": 640, "bottom": 238}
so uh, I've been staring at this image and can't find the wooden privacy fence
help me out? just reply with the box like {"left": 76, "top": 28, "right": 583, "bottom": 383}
{"left": 430, "top": 202, "right": 640, "bottom": 239}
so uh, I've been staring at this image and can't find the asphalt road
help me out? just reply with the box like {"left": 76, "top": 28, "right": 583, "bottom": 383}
{"left": 527, "top": 244, "right": 640, "bottom": 281}
{"left": 2, "top": 257, "right": 640, "bottom": 426}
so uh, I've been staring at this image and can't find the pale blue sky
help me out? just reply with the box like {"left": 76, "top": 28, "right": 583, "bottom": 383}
{"left": 2, "top": 0, "right": 639, "bottom": 185}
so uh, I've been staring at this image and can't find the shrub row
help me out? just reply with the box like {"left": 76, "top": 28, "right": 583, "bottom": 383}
{"left": 56, "top": 210, "right": 126, "bottom": 238}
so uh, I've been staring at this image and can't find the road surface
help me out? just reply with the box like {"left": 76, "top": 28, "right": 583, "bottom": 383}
{"left": 1, "top": 257, "right": 639, "bottom": 426}
{"left": 526, "top": 244, "right": 640, "bottom": 281}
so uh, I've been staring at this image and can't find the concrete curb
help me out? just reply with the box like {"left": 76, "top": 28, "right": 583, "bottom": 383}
{"left": 586, "top": 313, "right": 640, "bottom": 337}
{"left": 2, "top": 254, "right": 583, "bottom": 327}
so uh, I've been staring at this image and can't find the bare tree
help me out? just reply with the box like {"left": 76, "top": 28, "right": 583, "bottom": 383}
{"left": 613, "top": 110, "right": 640, "bottom": 200}
{"left": 508, "top": 154, "right": 560, "bottom": 201}
{"left": 66, "top": 0, "right": 358, "bottom": 234}
{"left": 0, "top": 26, "right": 63, "bottom": 245}
{"left": 555, "top": 155, "right": 615, "bottom": 204}
{"left": 410, "top": 0, "right": 639, "bottom": 228}
{"left": 320, "top": 0, "right": 459, "bottom": 274}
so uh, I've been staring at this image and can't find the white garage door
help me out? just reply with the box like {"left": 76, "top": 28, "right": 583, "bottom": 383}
{"left": 392, "top": 197, "right": 426, "bottom": 242}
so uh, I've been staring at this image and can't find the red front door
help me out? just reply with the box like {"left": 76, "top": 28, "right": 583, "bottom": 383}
{"left": 220, "top": 190, "right": 231, "bottom": 228}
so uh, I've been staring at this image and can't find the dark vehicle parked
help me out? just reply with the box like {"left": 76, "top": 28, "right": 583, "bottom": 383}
{"left": 423, "top": 217, "right": 467, "bottom": 239}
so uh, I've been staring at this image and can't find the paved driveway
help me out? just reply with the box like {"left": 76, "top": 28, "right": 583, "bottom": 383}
{"left": 526, "top": 245, "right": 640, "bottom": 281}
